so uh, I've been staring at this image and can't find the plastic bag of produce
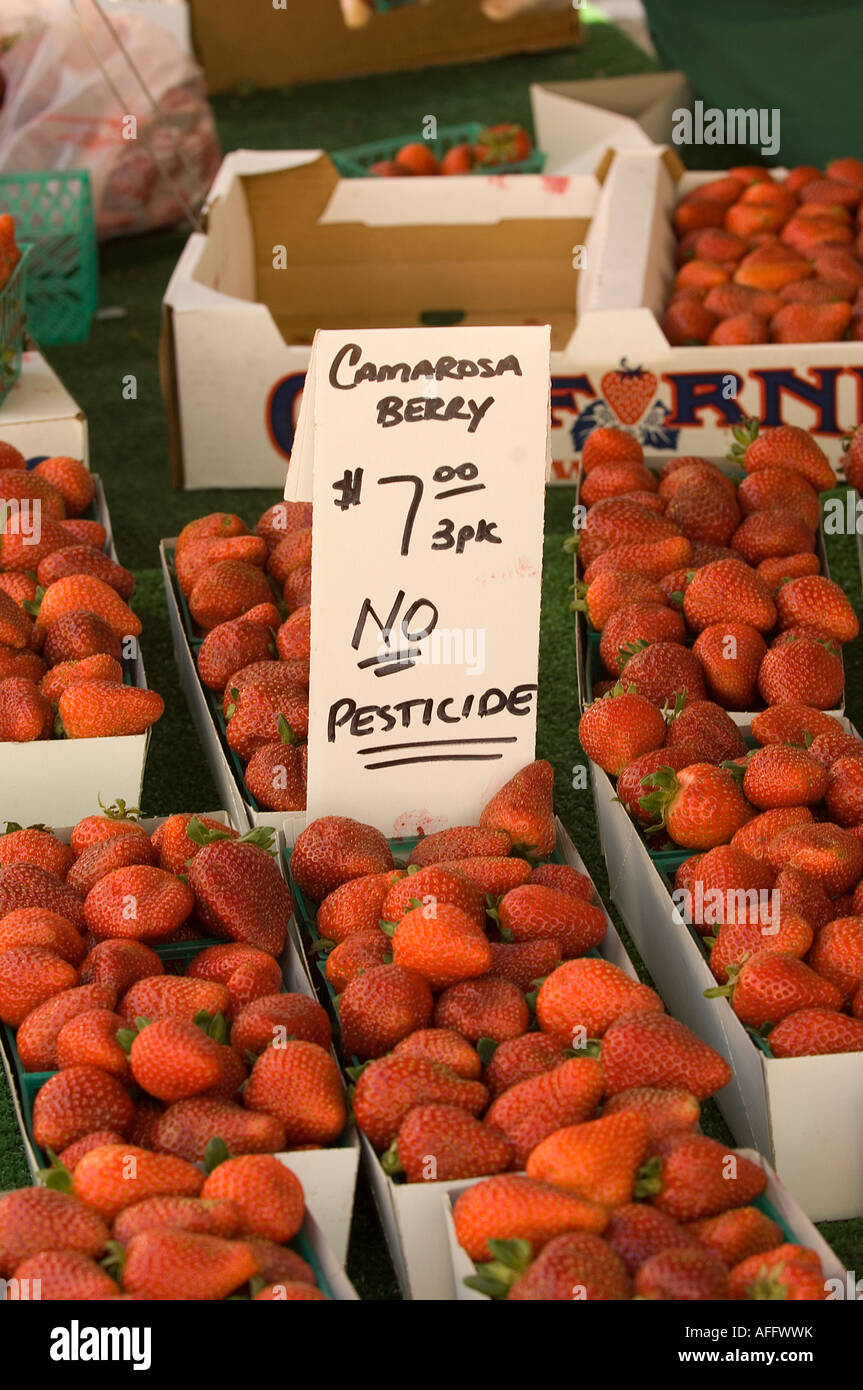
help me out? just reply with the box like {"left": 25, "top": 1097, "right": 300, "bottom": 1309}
{"left": 0, "top": 0, "right": 220, "bottom": 239}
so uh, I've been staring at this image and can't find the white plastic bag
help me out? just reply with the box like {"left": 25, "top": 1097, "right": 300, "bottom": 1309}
{"left": 0, "top": 0, "right": 220, "bottom": 239}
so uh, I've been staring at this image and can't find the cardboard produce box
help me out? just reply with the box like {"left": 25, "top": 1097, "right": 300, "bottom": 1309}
{"left": 531, "top": 71, "right": 692, "bottom": 175}
{"left": 443, "top": 1152, "right": 850, "bottom": 1301}
{"left": 0, "top": 351, "right": 88, "bottom": 464}
{"left": 160, "top": 149, "right": 603, "bottom": 489}
{"left": 565, "top": 148, "right": 863, "bottom": 475}
{"left": 586, "top": 719, "right": 863, "bottom": 1224}
{"left": 188, "top": 0, "right": 582, "bottom": 95}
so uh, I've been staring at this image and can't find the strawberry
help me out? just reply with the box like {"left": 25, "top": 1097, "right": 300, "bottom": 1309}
{"left": 0, "top": 439, "right": 26, "bottom": 470}
{"left": 527, "top": 1111, "right": 650, "bottom": 1207}
{"left": 230, "top": 992, "right": 331, "bottom": 1055}
{"left": 188, "top": 839, "right": 293, "bottom": 956}
{"left": 775, "top": 574, "right": 859, "bottom": 645}
{"left": 0, "top": 862, "right": 86, "bottom": 927}
{"left": 640, "top": 763, "right": 752, "bottom": 850}
{"left": 121, "top": 1227, "right": 259, "bottom": 1300}
{"left": 453, "top": 1174, "right": 607, "bottom": 1263}
{"left": 665, "top": 701, "right": 747, "bottom": 764}
{"left": 482, "top": 1033, "right": 569, "bottom": 1099}
{"left": 685, "top": 844, "right": 777, "bottom": 927}
{"left": 432, "top": 857, "right": 532, "bottom": 896}
{"left": 0, "top": 469, "right": 65, "bottom": 519}
{"left": 750, "top": 702, "right": 842, "bottom": 747}
{"left": 578, "top": 688, "right": 667, "bottom": 776}
{"left": 0, "top": 827, "right": 73, "bottom": 879}
{"left": 177, "top": 516, "right": 250, "bottom": 559}
{"left": 484, "top": 1056, "right": 604, "bottom": 1167}
{"left": 381, "top": 864, "right": 486, "bottom": 929}
{"left": 0, "top": 945, "right": 78, "bottom": 1026}
{"left": 771, "top": 867, "right": 833, "bottom": 932}
{"left": 58, "top": 682, "right": 165, "bottom": 739}
{"left": 33, "top": 1066, "right": 134, "bottom": 1150}
{"left": 732, "top": 508, "right": 816, "bottom": 566}
{"left": 473, "top": 123, "right": 531, "bottom": 166}
{"left": 729, "top": 1243, "right": 827, "bottom": 1300}
{"left": 11, "top": 1249, "right": 119, "bottom": 1300}
{"left": 224, "top": 681, "right": 309, "bottom": 761}
{"left": 729, "top": 419, "right": 835, "bottom": 491}
{"left": 605, "top": 1203, "right": 700, "bottom": 1273}
{"left": 33, "top": 457, "right": 95, "bottom": 516}
{"left": 38, "top": 575, "right": 140, "bottom": 641}
{"left": 67, "top": 830, "right": 157, "bottom": 896}
{"left": 738, "top": 466, "right": 821, "bottom": 528}
{"left": 528, "top": 863, "right": 593, "bottom": 899}
{"left": 636, "top": 1133, "right": 766, "bottom": 1221}
{"left": 196, "top": 619, "right": 276, "bottom": 692}
{"left": 434, "top": 976, "right": 529, "bottom": 1044}
{"left": 769, "top": 1006, "right": 863, "bottom": 1056}
{"left": 43, "top": 613, "right": 123, "bottom": 665}
{"left": 601, "top": 1012, "right": 732, "bottom": 1101}
{"left": 239, "top": 1236, "right": 315, "bottom": 1287}
{"left": 315, "top": 870, "right": 404, "bottom": 945}
{"left": 17, "top": 982, "right": 117, "bottom": 1070}
{"left": 662, "top": 296, "right": 718, "bottom": 345}
{"left": 0, "top": 906, "right": 85, "bottom": 966}
{"left": 58, "top": 518, "right": 107, "bottom": 549}
{"left": 691, "top": 622, "right": 767, "bottom": 709}
{"left": 496, "top": 885, "right": 606, "bottom": 959}
{"left": 809, "top": 728, "right": 863, "bottom": 767}
{"left": 688, "top": 1206, "right": 784, "bottom": 1268}
{"left": 57, "top": 1130, "right": 124, "bottom": 1171}
{"left": 152, "top": 1097, "right": 285, "bottom": 1163}
{"left": 38, "top": 546, "right": 135, "bottom": 601}
{"left": 79, "top": 939, "right": 163, "bottom": 993}
{"left": 275, "top": 605, "right": 311, "bottom": 661}
{"left": 599, "top": 603, "right": 685, "bottom": 675}
{"left": 393, "top": 141, "right": 439, "bottom": 175}
{"left": 407, "top": 826, "right": 510, "bottom": 867}
{"left": 618, "top": 641, "right": 707, "bottom": 707}
{"left": 572, "top": 572, "right": 667, "bottom": 631}
{"left": 767, "top": 821, "right": 863, "bottom": 892}
{"left": 658, "top": 460, "right": 736, "bottom": 503}
{"left": 0, "top": 676, "right": 52, "bottom": 741}
{"left": 40, "top": 653, "right": 123, "bottom": 702}
{"left": 0, "top": 588, "right": 32, "bottom": 649}
{"left": 244, "top": 739, "right": 307, "bottom": 811}
{"left": 502, "top": 1231, "right": 633, "bottom": 1301}
{"left": 616, "top": 744, "right": 702, "bottom": 823}
{"left": 0, "top": 516, "right": 73, "bottom": 574}
{"left": 772, "top": 300, "right": 852, "bottom": 341}
{"left": 389, "top": 902, "right": 491, "bottom": 990}
{"left": 176, "top": 535, "right": 267, "bottom": 598}
{"left": 707, "top": 950, "right": 841, "bottom": 1027}
{"left": 84, "top": 865, "right": 193, "bottom": 942}
{"left": 56, "top": 1009, "right": 130, "bottom": 1078}
{"left": 385, "top": 1104, "right": 512, "bottom": 1183}
{"left": 826, "top": 754, "right": 863, "bottom": 826}
{"left": 487, "top": 938, "right": 563, "bottom": 992}
{"left": 536, "top": 958, "right": 662, "bottom": 1043}
{"left": 112, "top": 1195, "right": 243, "bottom": 1243}
{"left": 186, "top": 942, "right": 282, "bottom": 1017}
{"left": 339, "top": 963, "right": 433, "bottom": 1059}
{"left": 156, "top": 813, "right": 241, "bottom": 878}
{"left": 708, "top": 914, "right": 813, "bottom": 984}
{"left": 704, "top": 280, "right": 783, "bottom": 314}
{"left": 119, "top": 975, "right": 230, "bottom": 1026}
{"left": 683, "top": 559, "right": 776, "bottom": 633}
{"left": 0, "top": 645, "right": 45, "bottom": 683}
{"left": 266, "top": 528, "right": 312, "bottom": 585}
{"left": 582, "top": 535, "right": 693, "bottom": 584}
{"left": 635, "top": 1245, "right": 730, "bottom": 1300}
{"left": 581, "top": 427, "right": 644, "bottom": 475}
{"left": 392, "top": 1027, "right": 481, "bottom": 1079}
{"left": 188, "top": 560, "right": 273, "bottom": 631}
{"left": 255, "top": 502, "right": 312, "bottom": 551}
{"left": 0, "top": 1187, "right": 109, "bottom": 1277}
{"left": 599, "top": 362, "right": 658, "bottom": 423}
{"left": 243, "top": 1040, "right": 346, "bottom": 1145}
{"left": 478, "top": 759, "right": 556, "bottom": 859}
{"left": 352, "top": 1055, "right": 488, "bottom": 1150}
{"left": 827, "top": 156, "right": 863, "bottom": 188}
{"left": 808, "top": 917, "right": 863, "bottom": 1002}
{"left": 581, "top": 461, "right": 660, "bottom": 507}
{"left": 689, "top": 176, "right": 747, "bottom": 205}
{"left": 128, "top": 1016, "right": 239, "bottom": 1103}
{"left": 290, "top": 815, "right": 394, "bottom": 902}
{"left": 602, "top": 1087, "right": 700, "bottom": 1143}
{"left": 709, "top": 312, "right": 770, "bottom": 345}
{"left": 577, "top": 501, "right": 677, "bottom": 571}
{"left": 743, "top": 745, "right": 829, "bottom": 809}
{"left": 666, "top": 479, "right": 741, "bottom": 545}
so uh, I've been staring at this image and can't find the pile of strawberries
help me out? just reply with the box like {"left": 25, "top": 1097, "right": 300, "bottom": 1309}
{"left": 0, "top": 439, "right": 163, "bottom": 741}
{"left": 174, "top": 502, "right": 311, "bottom": 810}
{"left": 574, "top": 422, "right": 853, "bottom": 712}
{"left": 0, "top": 808, "right": 349, "bottom": 1297}
{"left": 666, "top": 155, "right": 863, "bottom": 345}
{"left": 368, "top": 124, "right": 533, "bottom": 177}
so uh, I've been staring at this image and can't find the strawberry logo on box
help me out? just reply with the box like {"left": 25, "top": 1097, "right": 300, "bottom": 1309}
{"left": 600, "top": 360, "right": 657, "bottom": 425}
{"left": 572, "top": 358, "right": 680, "bottom": 454}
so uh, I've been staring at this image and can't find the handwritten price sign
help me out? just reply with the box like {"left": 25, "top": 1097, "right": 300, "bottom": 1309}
{"left": 286, "top": 325, "right": 550, "bottom": 836}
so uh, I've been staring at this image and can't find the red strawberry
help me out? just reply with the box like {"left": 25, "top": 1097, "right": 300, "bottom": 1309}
{"left": 230, "top": 992, "right": 331, "bottom": 1056}
{"left": 188, "top": 560, "right": 273, "bottom": 631}
{"left": 640, "top": 762, "right": 752, "bottom": 850}
{"left": 527, "top": 1111, "right": 650, "bottom": 1207}
{"left": 582, "top": 535, "right": 693, "bottom": 584}
{"left": 771, "top": 867, "right": 833, "bottom": 933}
{"left": 685, "top": 843, "right": 776, "bottom": 928}
{"left": 16, "top": 983, "right": 117, "bottom": 1071}
{"left": 666, "top": 701, "right": 747, "bottom": 764}
{"left": 58, "top": 518, "right": 107, "bottom": 549}
{"left": 663, "top": 296, "right": 718, "bottom": 346}
{"left": 12, "top": 1249, "right": 119, "bottom": 1300}
{"left": 767, "top": 822, "right": 863, "bottom": 893}
{"left": 381, "top": 864, "right": 486, "bottom": 929}
{"left": 729, "top": 1242, "right": 826, "bottom": 1300}
{"left": 658, "top": 460, "right": 736, "bottom": 503}
{"left": 119, "top": 975, "right": 230, "bottom": 1026}
{"left": 453, "top": 1174, "right": 607, "bottom": 1263}
{"left": 0, "top": 827, "right": 73, "bottom": 879}
{"left": 188, "top": 839, "right": 293, "bottom": 956}
{"left": 775, "top": 574, "right": 859, "bottom": 645}
{"left": 709, "top": 312, "right": 770, "bottom": 345}
{"left": 750, "top": 702, "right": 842, "bottom": 747}
{"left": 738, "top": 466, "right": 820, "bottom": 528}
{"left": 0, "top": 906, "right": 85, "bottom": 966}
{"left": 573, "top": 571, "right": 668, "bottom": 631}
{"left": 392, "top": 1027, "right": 481, "bottom": 1079}
{"left": 732, "top": 508, "right": 816, "bottom": 566}
{"left": 112, "top": 1195, "right": 243, "bottom": 1243}
{"left": 266, "top": 528, "right": 312, "bottom": 585}
{"left": 128, "top": 1017, "right": 240, "bottom": 1104}
{"left": 432, "top": 857, "right": 532, "bottom": 897}
{"left": 502, "top": 1230, "right": 633, "bottom": 1301}
{"left": 152, "top": 1097, "right": 286, "bottom": 1162}
{"left": 39, "top": 575, "right": 140, "bottom": 640}
{"left": 84, "top": 865, "right": 193, "bottom": 942}
{"left": 707, "top": 914, "right": 813, "bottom": 985}
{"left": 731, "top": 806, "right": 814, "bottom": 863}
{"left": 601, "top": 1012, "right": 732, "bottom": 1101}
{"left": 666, "top": 479, "right": 741, "bottom": 545}
{"left": 0, "top": 468, "right": 65, "bottom": 519}
{"left": 176, "top": 535, "right": 267, "bottom": 598}
{"left": 276, "top": 606, "right": 311, "bottom": 662}
{"left": 581, "top": 427, "right": 644, "bottom": 474}
{"left": 602, "top": 1087, "right": 700, "bottom": 1143}
{"left": 290, "top": 816, "right": 394, "bottom": 902}
{"left": 688, "top": 1206, "right": 784, "bottom": 1268}
{"left": 618, "top": 641, "right": 707, "bottom": 707}
{"left": 339, "top": 963, "right": 433, "bottom": 1059}
{"left": 434, "top": 975, "right": 529, "bottom": 1044}
{"left": 407, "top": 825, "right": 510, "bottom": 867}
{"left": 0, "top": 863, "right": 86, "bottom": 927}
{"left": 616, "top": 744, "right": 701, "bottom": 823}
{"left": 56, "top": 1009, "right": 130, "bottom": 1078}
{"left": 389, "top": 902, "right": 491, "bottom": 989}
{"left": 38, "top": 546, "right": 135, "bottom": 600}
{"left": 56, "top": 1130, "right": 124, "bottom": 1172}
{"left": 32, "top": 1066, "right": 134, "bottom": 1150}
{"left": 683, "top": 559, "right": 776, "bottom": 633}
{"left": 769, "top": 1006, "right": 863, "bottom": 1056}
{"left": 0, "top": 516, "right": 73, "bottom": 573}
{"left": 78, "top": 938, "right": 163, "bottom": 993}
{"left": 495, "top": 884, "right": 606, "bottom": 959}
{"left": 487, "top": 938, "right": 563, "bottom": 992}
{"left": 691, "top": 623, "right": 767, "bottom": 709}
{"left": 386, "top": 1103, "right": 512, "bottom": 1183}
{"left": 157, "top": 813, "right": 241, "bottom": 878}
{"left": 58, "top": 682, "right": 165, "bottom": 738}
{"left": 635, "top": 1245, "right": 730, "bottom": 1300}
{"left": 808, "top": 917, "right": 863, "bottom": 1002}
{"left": 578, "top": 499, "right": 678, "bottom": 570}
{"left": 0, "top": 587, "right": 32, "bottom": 649}
{"left": 67, "top": 830, "right": 157, "bottom": 896}
{"left": 600, "top": 362, "right": 657, "bottom": 424}
{"left": 482, "top": 1033, "right": 569, "bottom": 1099}
{"left": 244, "top": 739, "right": 307, "bottom": 811}
{"left": 809, "top": 728, "right": 863, "bottom": 768}
{"left": 578, "top": 688, "right": 667, "bottom": 776}
{"left": 581, "top": 461, "right": 660, "bottom": 507}
{"left": 224, "top": 681, "right": 309, "bottom": 761}
{"left": 33, "top": 456, "right": 95, "bottom": 516}
{"left": 315, "top": 870, "right": 404, "bottom": 945}
{"left": 353, "top": 1055, "right": 488, "bottom": 1150}
{"left": 186, "top": 942, "right": 282, "bottom": 1017}
{"left": 483, "top": 1056, "right": 605, "bottom": 1167}
{"left": 0, "top": 1187, "right": 109, "bottom": 1278}
{"left": 243, "top": 1040, "right": 346, "bottom": 1146}
{"left": 605, "top": 1203, "right": 700, "bottom": 1273}
{"left": 599, "top": 603, "right": 685, "bottom": 676}
{"left": 758, "top": 554, "right": 822, "bottom": 594}
{"left": 0, "top": 676, "right": 52, "bottom": 741}
{"left": 122, "top": 1227, "right": 259, "bottom": 1300}
{"left": 40, "top": 653, "right": 123, "bottom": 703}
{"left": 707, "top": 949, "right": 841, "bottom": 1027}
{"left": 197, "top": 619, "right": 276, "bottom": 691}
{"left": 729, "top": 419, "right": 835, "bottom": 491}
{"left": 636, "top": 1133, "right": 766, "bottom": 1221}
{"left": 478, "top": 759, "right": 556, "bottom": 859}
{"left": 43, "top": 613, "right": 122, "bottom": 665}
{"left": 0, "top": 439, "right": 26, "bottom": 470}
{"left": 238, "top": 1236, "right": 316, "bottom": 1288}
{"left": 536, "top": 958, "right": 662, "bottom": 1043}
{"left": 772, "top": 300, "right": 852, "bottom": 342}
{"left": 0, "top": 945, "right": 78, "bottom": 1026}
{"left": 0, "top": 645, "right": 46, "bottom": 683}
{"left": 256, "top": 502, "right": 312, "bottom": 550}
{"left": 742, "top": 745, "right": 828, "bottom": 809}
{"left": 528, "top": 863, "right": 593, "bottom": 899}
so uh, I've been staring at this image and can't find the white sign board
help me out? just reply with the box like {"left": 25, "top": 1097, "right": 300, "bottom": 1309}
{"left": 286, "top": 326, "right": 550, "bottom": 837}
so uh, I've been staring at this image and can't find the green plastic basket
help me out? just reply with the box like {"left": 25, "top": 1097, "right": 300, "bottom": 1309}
{"left": 0, "top": 170, "right": 98, "bottom": 345}
{"left": 0, "top": 245, "right": 29, "bottom": 405}
{"left": 332, "top": 122, "right": 545, "bottom": 178}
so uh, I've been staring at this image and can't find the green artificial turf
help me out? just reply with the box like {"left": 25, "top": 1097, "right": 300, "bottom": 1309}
{"left": 2, "top": 6, "right": 862, "bottom": 1292}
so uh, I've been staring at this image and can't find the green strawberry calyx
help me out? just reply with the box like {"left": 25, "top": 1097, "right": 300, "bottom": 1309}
{"left": 116, "top": 1015, "right": 151, "bottom": 1053}
{"left": 704, "top": 954, "right": 750, "bottom": 1001}
{"left": 727, "top": 416, "right": 760, "bottom": 464}
{"left": 101, "top": 1239, "right": 127, "bottom": 1279}
{"left": 37, "top": 1150, "right": 73, "bottom": 1192}
{"left": 224, "top": 686, "right": 240, "bottom": 720}
{"left": 380, "top": 1139, "right": 404, "bottom": 1178}
{"left": 276, "top": 714, "right": 295, "bottom": 746}
{"left": 195, "top": 1009, "right": 229, "bottom": 1044}
{"left": 617, "top": 638, "right": 651, "bottom": 672}
{"left": 97, "top": 796, "right": 140, "bottom": 820}
{"left": 464, "top": 1238, "right": 534, "bottom": 1299}
{"left": 204, "top": 1136, "right": 231, "bottom": 1174}
{"left": 633, "top": 1155, "right": 664, "bottom": 1200}
{"left": 476, "top": 1037, "right": 498, "bottom": 1066}
{"left": 638, "top": 766, "right": 681, "bottom": 831}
